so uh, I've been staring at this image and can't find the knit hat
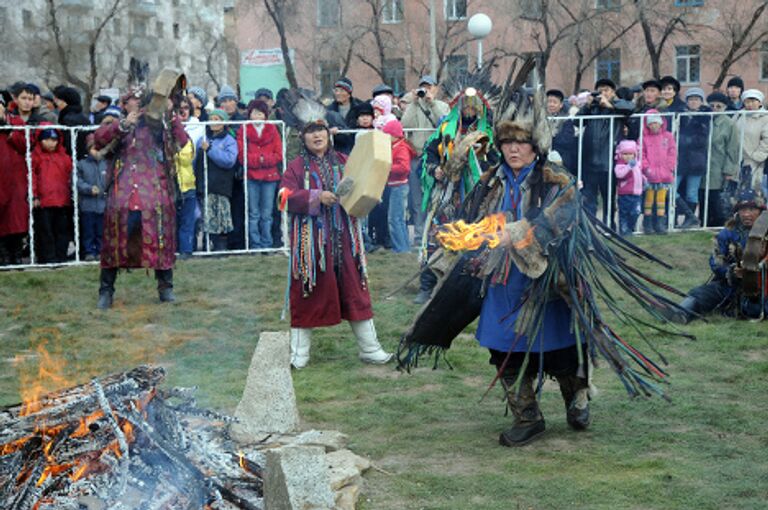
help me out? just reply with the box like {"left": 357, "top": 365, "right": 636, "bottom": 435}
{"left": 616, "top": 139, "right": 638, "bottom": 156}
{"left": 216, "top": 84, "right": 238, "bottom": 103}
{"left": 594, "top": 78, "right": 616, "bottom": 90}
{"left": 334, "top": 77, "right": 353, "bottom": 94}
{"left": 27, "top": 83, "right": 41, "bottom": 95}
{"left": 684, "top": 87, "right": 705, "bottom": 101}
{"left": 351, "top": 101, "right": 374, "bottom": 119}
{"left": 188, "top": 86, "right": 207, "bottom": 106}
{"left": 247, "top": 99, "right": 269, "bottom": 118}
{"left": 659, "top": 75, "right": 681, "bottom": 93}
{"left": 741, "top": 89, "right": 765, "bottom": 105}
{"left": 39, "top": 128, "right": 58, "bottom": 141}
{"left": 372, "top": 83, "right": 394, "bottom": 97}
{"left": 254, "top": 88, "right": 273, "bottom": 100}
{"left": 41, "top": 91, "right": 54, "bottom": 102}
{"left": 102, "top": 105, "right": 122, "bottom": 120}
{"left": 646, "top": 114, "right": 663, "bottom": 125}
{"left": 733, "top": 188, "right": 766, "bottom": 212}
{"left": 726, "top": 76, "right": 745, "bottom": 91}
{"left": 371, "top": 95, "right": 392, "bottom": 115}
{"left": 95, "top": 95, "right": 112, "bottom": 105}
{"left": 706, "top": 92, "right": 728, "bottom": 105}
{"left": 209, "top": 108, "right": 229, "bottom": 121}
{"left": 53, "top": 86, "right": 81, "bottom": 106}
{"left": 381, "top": 119, "right": 404, "bottom": 138}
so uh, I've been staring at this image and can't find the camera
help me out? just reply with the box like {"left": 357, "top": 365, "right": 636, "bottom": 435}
{"left": 416, "top": 88, "right": 427, "bottom": 98}
{"left": 591, "top": 91, "right": 601, "bottom": 98}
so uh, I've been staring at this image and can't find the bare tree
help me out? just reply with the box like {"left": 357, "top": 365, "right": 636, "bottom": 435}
{"left": 705, "top": 1, "right": 768, "bottom": 89}
{"left": 354, "top": 0, "right": 397, "bottom": 81}
{"left": 262, "top": 0, "right": 300, "bottom": 88}
{"left": 632, "top": 0, "right": 692, "bottom": 79}
{"left": 45, "top": 0, "right": 125, "bottom": 103}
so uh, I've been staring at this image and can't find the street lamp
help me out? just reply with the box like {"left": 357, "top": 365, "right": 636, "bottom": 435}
{"left": 467, "top": 13, "right": 492, "bottom": 69}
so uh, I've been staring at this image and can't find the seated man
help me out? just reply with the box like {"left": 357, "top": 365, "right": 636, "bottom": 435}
{"left": 671, "top": 188, "right": 767, "bottom": 323}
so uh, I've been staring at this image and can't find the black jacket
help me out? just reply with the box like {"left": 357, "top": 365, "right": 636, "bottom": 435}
{"left": 677, "top": 106, "right": 711, "bottom": 177}
{"left": 327, "top": 97, "right": 364, "bottom": 155}
{"left": 578, "top": 98, "right": 634, "bottom": 174}
{"left": 58, "top": 104, "right": 90, "bottom": 159}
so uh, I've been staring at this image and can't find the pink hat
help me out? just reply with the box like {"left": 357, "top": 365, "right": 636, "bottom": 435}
{"left": 382, "top": 119, "right": 403, "bottom": 138}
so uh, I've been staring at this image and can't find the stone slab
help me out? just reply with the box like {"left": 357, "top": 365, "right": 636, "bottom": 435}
{"left": 264, "top": 445, "right": 335, "bottom": 510}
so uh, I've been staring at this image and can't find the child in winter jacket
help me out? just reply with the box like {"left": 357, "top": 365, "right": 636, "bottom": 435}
{"left": 32, "top": 127, "right": 73, "bottom": 262}
{"left": 76, "top": 135, "right": 107, "bottom": 260}
{"left": 237, "top": 100, "right": 283, "bottom": 249}
{"left": 372, "top": 95, "right": 398, "bottom": 130}
{"left": 382, "top": 120, "right": 416, "bottom": 253}
{"left": 641, "top": 111, "right": 677, "bottom": 234}
{"left": 614, "top": 139, "right": 643, "bottom": 236}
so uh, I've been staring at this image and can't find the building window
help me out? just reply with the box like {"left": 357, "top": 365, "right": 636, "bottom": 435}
{"left": 113, "top": 19, "right": 121, "bottom": 35}
{"left": 596, "top": 48, "right": 621, "bottom": 85}
{"left": 674, "top": 0, "right": 703, "bottom": 6}
{"left": 675, "top": 45, "right": 700, "bottom": 84}
{"left": 445, "top": 54, "right": 468, "bottom": 82}
{"left": 382, "top": 0, "right": 404, "bottom": 24}
{"left": 173, "top": 23, "right": 180, "bottom": 39}
{"left": 383, "top": 58, "right": 406, "bottom": 95}
{"left": 156, "top": 21, "right": 164, "bottom": 37}
{"left": 134, "top": 18, "right": 147, "bottom": 37}
{"left": 22, "top": 9, "right": 32, "bottom": 28}
{"left": 595, "top": 0, "right": 621, "bottom": 9}
{"left": 318, "top": 60, "right": 340, "bottom": 98}
{"left": 760, "top": 42, "right": 768, "bottom": 81}
{"left": 317, "top": 0, "right": 340, "bottom": 27}
{"left": 444, "top": 0, "right": 466, "bottom": 21}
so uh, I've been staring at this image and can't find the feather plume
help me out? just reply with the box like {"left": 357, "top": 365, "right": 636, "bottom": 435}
{"left": 128, "top": 57, "right": 150, "bottom": 93}
{"left": 496, "top": 61, "right": 552, "bottom": 154}
{"left": 275, "top": 88, "right": 328, "bottom": 130}
{"left": 441, "top": 65, "right": 502, "bottom": 107}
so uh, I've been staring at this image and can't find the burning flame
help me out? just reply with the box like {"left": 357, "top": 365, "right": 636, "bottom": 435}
{"left": 436, "top": 213, "right": 507, "bottom": 251}
{"left": 16, "top": 332, "right": 71, "bottom": 417}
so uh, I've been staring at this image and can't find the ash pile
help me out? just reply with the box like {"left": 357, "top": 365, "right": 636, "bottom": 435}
{"left": 0, "top": 366, "right": 263, "bottom": 510}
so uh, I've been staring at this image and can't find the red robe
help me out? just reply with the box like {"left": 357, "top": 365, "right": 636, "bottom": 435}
{"left": 0, "top": 115, "right": 30, "bottom": 237}
{"left": 95, "top": 116, "right": 188, "bottom": 269}
{"left": 280, "top": 151, "right": 372, "bottom": 328}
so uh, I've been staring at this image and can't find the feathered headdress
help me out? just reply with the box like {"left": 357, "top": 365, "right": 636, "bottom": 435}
{"left": 123, "top": 57, "right": 150, "bottom": 103}
{"left": 441, "top": 65, "right": 500, "bottom": 112}
{"left": 274, "top": 88, "right": 329, "bottom": 133}
{"left": 494, "top": 59, "right": 552, "bottom": 155}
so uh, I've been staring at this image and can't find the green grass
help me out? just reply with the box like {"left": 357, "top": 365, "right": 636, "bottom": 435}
{"left": 1, "top": 233, "right": 767, "bottom": 510}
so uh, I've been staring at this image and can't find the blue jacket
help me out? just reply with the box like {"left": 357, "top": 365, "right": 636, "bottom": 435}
{"left": 76, "top": 156, "right": 107, "bottom": 213}
{"left": 709, "top": 221, "right": 749, "bottom": 280}
{"left": 195, "top": 130, "right": 238, "bottom": 198}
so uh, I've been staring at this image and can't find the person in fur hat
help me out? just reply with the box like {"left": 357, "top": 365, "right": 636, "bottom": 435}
{"left": 666, "top": 188, "right": 768, "bottom": 323}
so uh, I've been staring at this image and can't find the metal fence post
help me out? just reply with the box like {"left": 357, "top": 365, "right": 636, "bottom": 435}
{"left": 70, "top": 126, "right": 81, "bottom": 262}
{"left": 703, "top": 113, "right": 714, "bottom": 228}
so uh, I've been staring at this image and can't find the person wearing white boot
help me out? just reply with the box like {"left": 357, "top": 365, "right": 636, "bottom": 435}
{"left": 280, "top": 114, "right": 393, "bottom": 369}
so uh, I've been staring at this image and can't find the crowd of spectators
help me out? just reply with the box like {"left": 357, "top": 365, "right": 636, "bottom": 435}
{"left": 0, "top": 71, "right": 766, "bottom": 267}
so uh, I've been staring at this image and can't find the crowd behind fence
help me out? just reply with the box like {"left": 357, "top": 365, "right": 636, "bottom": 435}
{"left": 1, "top": 109, "right": 766, "bottom": 270}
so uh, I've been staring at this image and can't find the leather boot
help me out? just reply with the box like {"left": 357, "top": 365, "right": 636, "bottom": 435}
{"left": 556, "top": 375, "right": 591, "bottom": 430}
{"left": 655, "top": 215, "right": 668, "bottom": 235}
{"left": 499, "top": 374, "right": 545, "bottom": 447}
{"left": 212, "top": 234, "right": 228, "bottom": 252}
{"left": 97, "top": 268, "right": 118, "bottom": 310}
{"left": 349, "top": 319, "right": 393, "bottom": 364}
{"left": 155, "top": 269, "right": 175, "bottom": 303}
{"left": 289, "top": 328, "right": 312, "bottom": 369}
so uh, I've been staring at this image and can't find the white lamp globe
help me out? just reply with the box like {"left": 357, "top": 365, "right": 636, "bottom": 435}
{"left": 468, "top": 13, "right": 492, "bottom": 39}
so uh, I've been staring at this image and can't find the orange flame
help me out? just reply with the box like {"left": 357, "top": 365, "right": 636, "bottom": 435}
{"left": 436, "top": 213, "right": 507, "bottom": 251}
{"left": 15, "top": 330, "right": 71, "bottom": 418}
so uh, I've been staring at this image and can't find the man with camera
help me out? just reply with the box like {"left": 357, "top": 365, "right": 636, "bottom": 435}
{"left": 401, "top": 75, "right": 450, "bottom": 251}
{"left": 577, "top": 78, "right": 634, "bottom": 226}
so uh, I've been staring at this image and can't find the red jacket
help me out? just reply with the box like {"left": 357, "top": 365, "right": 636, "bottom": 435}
{"left": 32, "top": 132, "right": 73, "bottom": 208}
{"left": 0, "top": 114, "right": 30, "bottom": 236}
{"left": 387, "top": 138, "right": 415, "bottom": 186}
{"left": 237, "top": 123, "right": 283, "bottom": 182}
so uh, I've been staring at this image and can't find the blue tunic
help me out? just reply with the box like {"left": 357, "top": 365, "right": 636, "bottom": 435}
{"left": 475, "top": 161, "right": 576, "bottom": 353}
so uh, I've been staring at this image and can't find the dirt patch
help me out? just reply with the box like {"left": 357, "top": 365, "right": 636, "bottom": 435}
{"left": 745, "top": 350, "right": 765, "bottom": 362}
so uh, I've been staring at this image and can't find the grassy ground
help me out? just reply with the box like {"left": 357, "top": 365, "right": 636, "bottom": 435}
{"left": 1, "top": 232, "right": 767, "bottom": 509}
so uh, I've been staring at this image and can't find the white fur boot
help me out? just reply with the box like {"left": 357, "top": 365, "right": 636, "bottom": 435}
{"left": 349, "top": 319, "right": 393, "bottom": 364}
{"left": 290, "top": 328, "right": 312, "bottom": 369}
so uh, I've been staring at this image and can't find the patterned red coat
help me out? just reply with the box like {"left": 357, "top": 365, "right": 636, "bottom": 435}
{"left": 95, "top": 116, "right": 188, "bottom": 269}
{"left": 280, "top": 151, "right": 372, "bottom": 328}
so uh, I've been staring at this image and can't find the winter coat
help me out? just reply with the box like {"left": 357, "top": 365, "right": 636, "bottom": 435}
{"left": 388, "top": 138, "right": 416, "bottom": 186}
{"left": 195, "top": 130, "right": 238, "bottom": 198}
{"left": 57, "top": 103, "right": 90, "bottom": 159}
{"left": 76, "top": 155, "right": 107, "bottom": 213}
{"left": 550, "top": 114, "right": 578, "bottom": 173}
{"left": 0, "top": 114, "right": 30, "bottom": 236}
{"left": 372, "top": 96, "right": 397, "bottom": 130}
{"left": 615, "top": 161, "right": 643, "bottom": 196}
{"left": 32, "top": 135, "right": 73, "bottom": 208}
{"left": 237, "top": 123, "right": 283, "bottom": 182}
{"left": 94, "top": 115, "right": 189, "bottom": 270}
{"left": 327, "top": 97, "right": 364, "bottom": 155}
{"left": 578, "top": 98, "right": 634, "bottom": 174}
{"left": 738, "top": 109, "right": 768, "bottom": 190}
{"left": 641, "top": 114, "right": 677, "bottom": 184}
{"left": 702, "top": 114, "right": 740, "bottom": 191}
{"left": 174, "top": 140, "right": 196, "bottom": 194}
{"left": 677, "top": 106, "right": 711, "bottom": 177}
{"left": 401, "top": 97, "right": 450, "bottom": 155}
{"left": 626, "top": 98, "right": 668, "bottom": 140}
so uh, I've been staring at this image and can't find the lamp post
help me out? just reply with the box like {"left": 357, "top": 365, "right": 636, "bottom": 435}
{"left": 467, "top": 13, "right": 492, "bottom": 69}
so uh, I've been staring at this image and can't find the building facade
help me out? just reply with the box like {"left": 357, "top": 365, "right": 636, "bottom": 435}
{"left": 0, "top": 0, "right": 236, "bottom": 99}
{"left": 235, "top": 0, "right": 768, "bottom": 101}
